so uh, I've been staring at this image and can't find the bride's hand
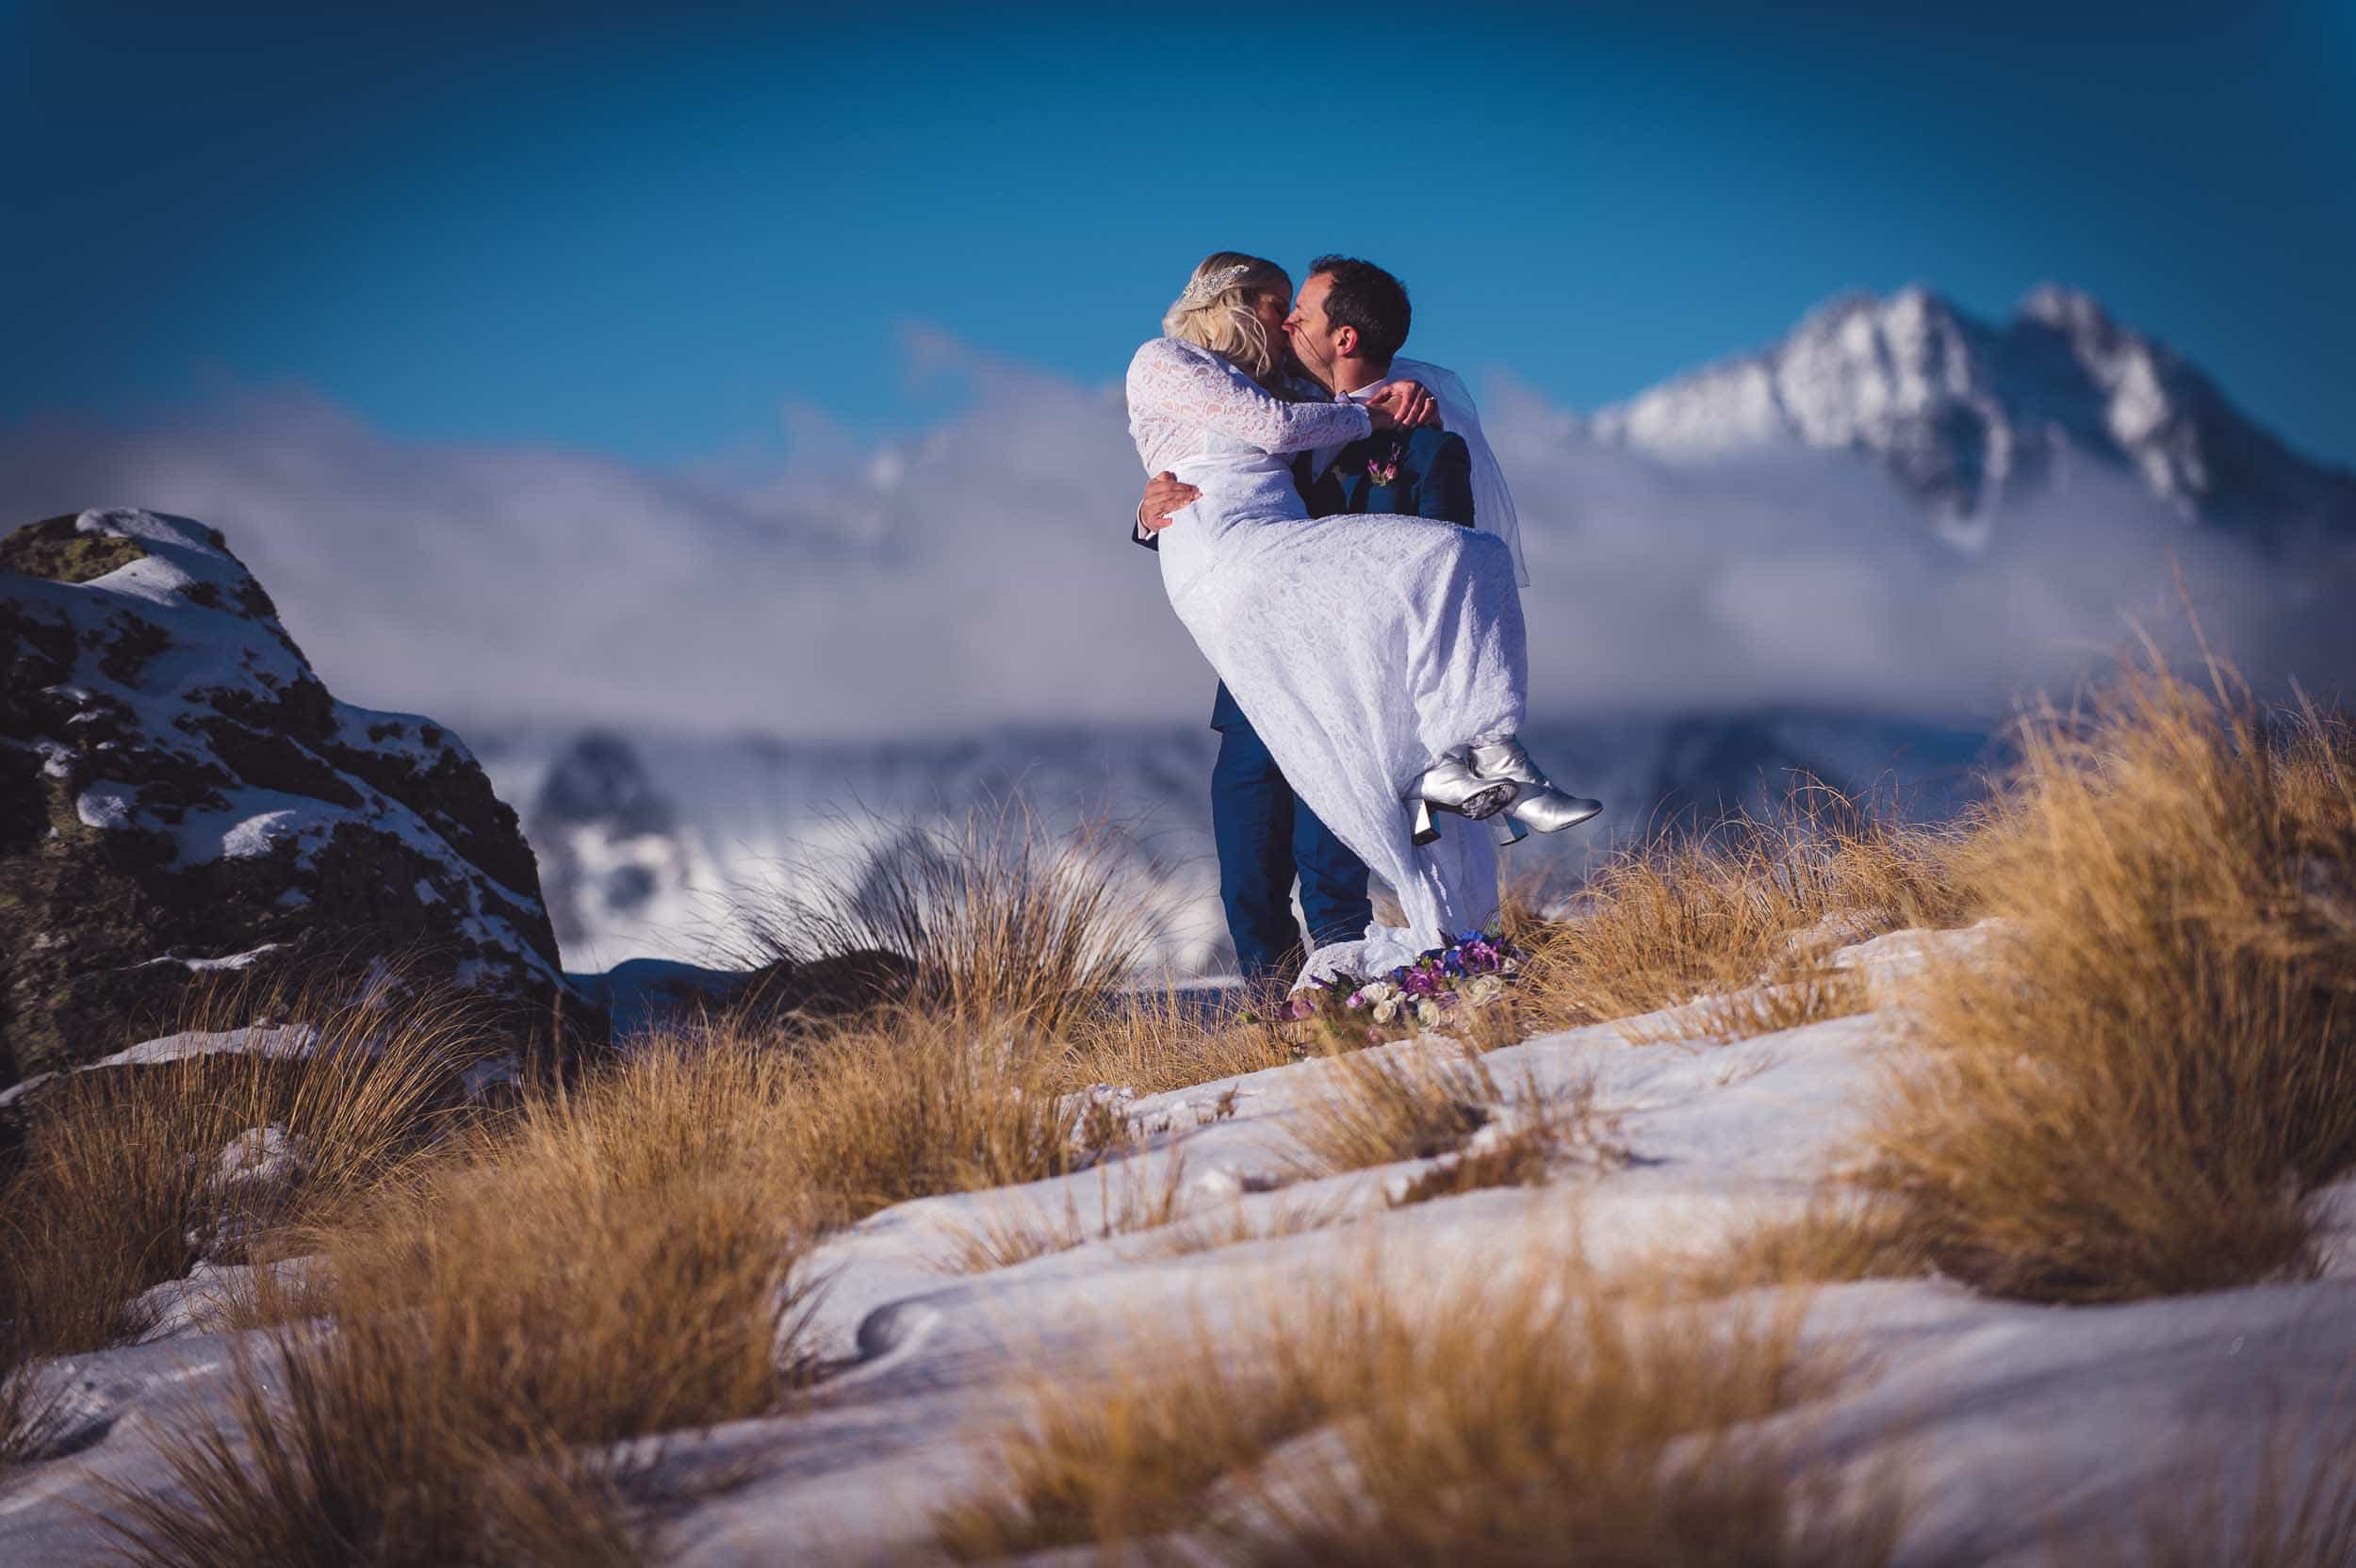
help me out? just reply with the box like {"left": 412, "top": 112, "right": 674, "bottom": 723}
{"left": 1366, "top": 381, "right": 1441, "bottom": 431}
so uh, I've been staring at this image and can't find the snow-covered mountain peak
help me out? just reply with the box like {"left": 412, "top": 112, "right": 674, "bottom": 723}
{"left": 2015, "top": 281, "right": 2110, "bottom": 334}
{"left": 1591, "top": 285, "right": 2356, "bottom": 543}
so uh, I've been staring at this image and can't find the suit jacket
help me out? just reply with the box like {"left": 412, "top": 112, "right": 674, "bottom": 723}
{"left": 1301, "top": 425, "right": 1476, "bottom": 526}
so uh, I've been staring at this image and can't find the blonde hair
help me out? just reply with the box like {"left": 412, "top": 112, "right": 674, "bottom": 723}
{"left": 1163, "top": 251, "right": 1292, "bottom": 384}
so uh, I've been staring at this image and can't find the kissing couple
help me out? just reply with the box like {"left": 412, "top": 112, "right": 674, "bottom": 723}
{"left": 1125, "top": 252, "right": 1600, "bottom": 993}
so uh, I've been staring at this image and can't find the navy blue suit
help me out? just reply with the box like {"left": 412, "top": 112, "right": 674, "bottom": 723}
{"left": 1137, "top": 420, "right": 1477, "bottom": 986}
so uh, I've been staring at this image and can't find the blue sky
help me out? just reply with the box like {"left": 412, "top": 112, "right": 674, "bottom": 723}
{"left": 8, "top": 0, "right": 2356, "bottom": 468}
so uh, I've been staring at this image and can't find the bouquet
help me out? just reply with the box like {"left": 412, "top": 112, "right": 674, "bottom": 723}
{"left": 1283, "top": 929, "right": 1526, "bottom": 1039}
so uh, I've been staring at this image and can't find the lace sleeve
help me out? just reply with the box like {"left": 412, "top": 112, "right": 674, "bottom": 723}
{"left": 1128, "top": 338, "right": 1371, "bottom": 456}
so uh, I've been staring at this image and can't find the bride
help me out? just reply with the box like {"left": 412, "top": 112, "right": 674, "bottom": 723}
{"left": 1127, "top": 252, "right": 1598, "bottom": 982}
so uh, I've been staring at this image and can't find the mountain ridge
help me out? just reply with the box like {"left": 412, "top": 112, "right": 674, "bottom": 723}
{"left": 1586, "top": 284, "right": 2356, "bottom": 547}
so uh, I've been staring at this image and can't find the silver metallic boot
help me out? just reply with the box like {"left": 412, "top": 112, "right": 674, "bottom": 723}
{"left": 1466, "top": 737, "right": 1602, "bottom": 842}
{"left": 1406, "top": 752, "right": 1520, "bottom": 846}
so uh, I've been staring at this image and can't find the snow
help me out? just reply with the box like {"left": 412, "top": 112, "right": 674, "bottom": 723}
{"left": 1585, "top": 284, "right": 2356, "bottom": 541}
{"left": 8, "top": 922, "right": 2354, "bottom": 1563}
{"left": 72, "top": 781, "right": 136, "bottom": 830}
{"left": 130, "top": 942, "right": 288, "bottom": 973}
{"left": 101, "top": 1023, "right": 321, "bottom": 1068}
{"left": 0, "top": 1023, "right": 321, "bottom": 1111}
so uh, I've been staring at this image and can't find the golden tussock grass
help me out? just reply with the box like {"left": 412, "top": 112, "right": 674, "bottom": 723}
{"left": 1383, "top": 1069, "right": 1628, "bottom": 1206}
{"left": 1283, "top": 1039, "right": 1628, "bottom": 1189}
{"left": 738, "top": 803, "right": 1162, "bottom": 1035}
{"left": 1863, "top": 663, "right": 2356, "bottom": 1302}
{"left": 1057, "top": 981, "right": 1298, "bottom": 1097}
{"left": 0, "top": 1337, "right": 64, "bottom": 1471}
{"left": 779, "top": 1005, "right": 1119, "bottom": 1224}
{"left": 2083, "top": 1387, "right": 2356, "bottom": 1568}
{"left": 109, "top": 988, "right": 1152, "bottom": 1562}
{"left": 1283, "top": 1040, "right": 1499, "bottom": 1176}
{"left": 932, "top": 1302, "right": 1341, "bottom": 1560}
{"left": 1518, "top": 786, "right": 1959, "bottom": 1041}
{"left": 106, "top": 1035, "right": 825, "bottom": 1568}
{"left": 1118, "top": 1190, "right": 1354, "bottom": 1261}
{"left": 1620, "top": 967, "right": 1874, "bottom": 1047}
{"left": 1667, "top": 1199, "right": 1929, "bottom": 1298}
{"left": 99, "top": 1330, "right": 649, "bottom": 1568}
{"left": 0, "top": 968, "right": 486, "bottom": 1355}
{"left": 938, "top": 1152, "right": 1191, "bottom": 1273}
{"left": 938, "top": 1249, "right": 1901, "bottom": 1565}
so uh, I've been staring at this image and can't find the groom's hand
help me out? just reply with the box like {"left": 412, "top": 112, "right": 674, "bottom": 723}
{"left": 1138, "top": 471, "right": 1201, "bottom": 534}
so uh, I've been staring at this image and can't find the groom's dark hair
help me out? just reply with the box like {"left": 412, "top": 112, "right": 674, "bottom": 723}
{"left": 1307, "top": 255, "right": 1412, "bottom": 369}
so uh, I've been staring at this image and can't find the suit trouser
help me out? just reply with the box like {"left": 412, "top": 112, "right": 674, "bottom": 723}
{"left": 1211, "top": 715, "right": 1374, "bottom": 987}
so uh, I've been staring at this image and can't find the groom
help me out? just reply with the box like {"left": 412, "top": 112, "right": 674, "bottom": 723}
{"left": 1130, "top": 255, "right": 1481, "bottom": 989}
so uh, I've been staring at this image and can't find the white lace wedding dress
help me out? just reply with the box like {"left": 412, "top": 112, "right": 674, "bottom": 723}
{"left": 1126, "top": 335, "right": 1527, "bottom": 982}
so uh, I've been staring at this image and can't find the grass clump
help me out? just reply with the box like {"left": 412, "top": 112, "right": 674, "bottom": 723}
{"left": 1121, "top": 1192, "right": 1352, "bottom": 1261}
{"left": 939, "top": 1250, "right": 1900, "bottom": 1566}
{"left": 1284, "top": 1040, "right": 1498, "bottom": 1177}
{"left": 939, "top": 1152, "right": 1191, "bottom": 1273}
{"left": 102, "top": 1331, "right": 646, "bottom": 1568}
{"left": 1058, "top": 981, "right": 1298, "bottom": 1097}
{"left": 1220, "top": 1273, "right": 1891, "bottom": 1566}
{"left": 0, "top": 1333, "right": 65, "bottom": 1471}
{"left": 1385, "top": 1073, "right": 1626, "bottom": 1207}
{"left": 1519, "top": 787, "right": 1957, "bottom": 1039}
{"left": 740, "top": 804, "right": 1161, "bottom": 1036}
{"left": 1669, "top": 1199, "right": 1929, "bottom": 1298}
{"left": 2092, "top": 1390, "right": 2356, "bottom": 1568}
{"left": 103, "top": 1036, "right": 823, "bottom": 1568}
{"left": 1864, "top": 665, "right": 2356, "bottom": 1302}
{"left": 1623, "top": 967, "right": 1873, "bottom": 1047}
{"left": 0, "top": 971, "right": 484, "bottom": 1354}
{"left": 933, "top": 1310, "right": 1339, "bottom": 1560}
{"left": 782, "top": 1006, "right": 1120, "bottom": 1223}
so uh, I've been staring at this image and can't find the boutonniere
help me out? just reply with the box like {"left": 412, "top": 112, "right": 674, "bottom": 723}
{"left": 1366, "top": 440, "right": 1402, "bottom": 488}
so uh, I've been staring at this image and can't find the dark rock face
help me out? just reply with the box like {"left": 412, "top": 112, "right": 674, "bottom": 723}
{"left": 525, "top": 729, "right": 696, "bottom": 956}
{"left": 0, "top": 509, "right": 591, "bottom": 1086}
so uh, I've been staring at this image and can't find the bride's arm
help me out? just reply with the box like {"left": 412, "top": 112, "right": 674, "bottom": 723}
{"left": 1128, "top": 338, "right": 1370, "bottom": 454}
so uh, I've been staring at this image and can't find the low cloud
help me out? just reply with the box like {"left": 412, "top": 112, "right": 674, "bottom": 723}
{"left": 5, "top": 336, "right": 2348, "bottom": 737}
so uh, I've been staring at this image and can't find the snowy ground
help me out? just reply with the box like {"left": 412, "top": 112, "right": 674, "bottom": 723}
{"left": 6, "top": 924, "right": 2353, "bottom": 1564}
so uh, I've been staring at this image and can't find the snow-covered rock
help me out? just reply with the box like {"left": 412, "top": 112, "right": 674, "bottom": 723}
{"left": 184, "top": 1123, "right": 311, "bottom": 1264}
{"left": 0, "top": 509, "right": 585, "bottom": 1089}
{"left": 524, "top": 730, "right": 710, "bottom": 960}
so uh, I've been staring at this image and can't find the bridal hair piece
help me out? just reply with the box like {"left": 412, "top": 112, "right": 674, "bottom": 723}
{"left": 1178, "top": 263, "right": 1253, "bottom": 307}
{"left": 1164, "top": 251, "right": 1291, "bottom": 383}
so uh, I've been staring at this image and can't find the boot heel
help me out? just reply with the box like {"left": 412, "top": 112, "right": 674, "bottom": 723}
{"left": 1411, "top": 798, "right": 1440, "bottom": 846}
{"left": 1494, "top": 815, "right": 1529, "bottom": 847}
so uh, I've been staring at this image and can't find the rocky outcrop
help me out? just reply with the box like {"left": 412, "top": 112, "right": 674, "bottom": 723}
{"left": 0, "top": 509, "right": 591, "bottom": 1087}
{"left": 524, "top": 730, "right": 702, "bottom": 959}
